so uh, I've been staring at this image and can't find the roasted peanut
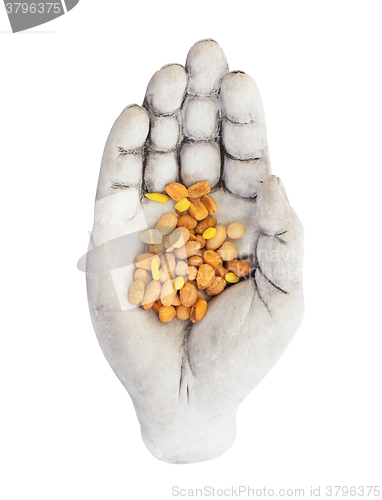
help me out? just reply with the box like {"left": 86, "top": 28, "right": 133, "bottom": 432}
{"left": 196, "top": 264, "right": 215, "bottom": 289}
{"left": 205, "top": 225, "right": 227, "bottom": 250}
{"left": 226, "top": 260, "right": 251, "bottom": 277}
{"left": 128, "top": 280, "right": 145, "bottom": 305}
{"left": 190, "top": 299, "right": 208, "bottom": 323}
{"left": 201, "top": 194, "right": 217, "bottom": 215}
{"left": 215, "top": 267, "right": 228, "bottom": 279}
{"left": 134, "top": 269, "right": 151, "bottom": 286}
{"left": 155, "top": 212, "right": 178, "bottom": 235}
{"left": 195, "top": 217, "right": 217, "bottom": 234}
{"left": 179, "top": 282, "right": 198, "bottom": 307}
{"left": 217, "top": 241, "right": 237, "bottom": 261}
{"left": 142, "top": 301, "right": 155, "bottom": 310}
{"left": 172, "top": 293, "right": 181, "bottom": 306}
{"left": 159, "top": 268, "right": 171, "bottom": 284}
{"left": 187, "top": 266, "right": 198, "bottom": 281}
{"left": 139, "top": 228, "right": 163, "bottom": 245}
{"left": 188, "top": 199, "right": 208, "bottom": 221}
{"left": 196, "top": 234, "right": 206, "bottom": 248}
{"left": 189, "top": 233, "right": 197, "bottom": 241}
{"left": 227, "top": 222, "right": 246, "bottom": 239}
{"left": 175, "top": 260, "right": 189, "bottom": 276}
{"left": 160, "top": 279, "right": 177, "bottom": 307}
{"left": 145, "top": 239, "right": 166, "bottom": 255}
{"left": 166, "top": 227, "right": 190, "bottom": 250}
{"left": 177, "top": 214, "right": 197, "bottom": 229}
{"left": 134, "top": 253, "right": 160, "bottom": 271}
{"left": 160, "top": 253, "right": 176, "bottom": 274}
{"left": 187, "top": 181, "right": 211, "bottom": 199}
{"left": 165, "top": 182, "right": 188, "bottom": 201}
{"left": 196, "top": 290, "right": 204, "bottom": 301}
{"left": 142, "top": 280, "right": 161, "bottom": 307}
{"left": 176, "top": 304, "right": 191, "bottom": 320}
{"left": 174, "top": 241, "right": 201, "bottom": 259}
{"left": 205, "top": 277, "right": 227, "bottom": 296}
{"left": 202, "top": 250, "right": 223, "bottom": 269}
{"left": 159, "top": 305, "right": 176, "bottom": 323}
{"left": 188, "top": 255, "right": 203, "bottom": 267}
{"left": 153, "top": 299, "right": 163, "bottom": 313}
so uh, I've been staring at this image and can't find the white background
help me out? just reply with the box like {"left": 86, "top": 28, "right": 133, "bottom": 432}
{"left": 1, "top": 1, "right": 381, "bottom": 499}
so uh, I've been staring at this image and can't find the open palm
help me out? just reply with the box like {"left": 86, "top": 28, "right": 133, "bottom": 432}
{"left": 87, "top": 39, "right": 304, "bottom": 463}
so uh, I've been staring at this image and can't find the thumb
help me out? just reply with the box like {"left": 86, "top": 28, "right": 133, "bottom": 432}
{"left": 254, "top": 175, "right": 304, "bottom": 298}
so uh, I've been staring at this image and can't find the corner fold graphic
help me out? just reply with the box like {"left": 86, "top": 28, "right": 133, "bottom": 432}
{"left": 4, "top": 0, "right": 80, "bottom": 33}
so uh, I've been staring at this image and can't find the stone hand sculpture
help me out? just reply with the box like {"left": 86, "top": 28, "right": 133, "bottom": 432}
{"left": 86, "top": 39, "right": 304, "bottom": 464}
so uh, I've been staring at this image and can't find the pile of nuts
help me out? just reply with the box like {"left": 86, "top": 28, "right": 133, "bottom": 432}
{"left": 128, "top": 181, "right": 250, "bottom": 323}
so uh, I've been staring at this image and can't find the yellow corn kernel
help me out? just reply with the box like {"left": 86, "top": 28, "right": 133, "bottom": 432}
{"left": 225, "top": 272, "right": 239, "bottom": 284}
{"left": 189, "top": 228, "right": 196, "bottom": 235}
{"left": 175, "top": 197, "right": 191, "bottom": 212}
{"left": 175, "top": 276, "right": 185, "bottom": 290}
{"left": 151, "top": 258, "right": 160, "bottom": 281}
{"left": 203, "top": 227, "right": 217, "bottom": 239}
{"left": 145, "top": 193, "right": 169, "bottom": 204}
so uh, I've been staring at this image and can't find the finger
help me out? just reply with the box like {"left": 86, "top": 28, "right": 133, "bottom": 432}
{"left": 143, "top": 64, "right": 188, "bottom": 191}
{"left": 180, "top": 39, "right": 228, "bottom": 187}
{"left": 92, "top": 105, "right": 150, "bottom": 246}
{"left": 254, "top": 175, "right": 304, "bottom": 300}
{"left": 220, "top": 72, "right": 271, "bottom": 198}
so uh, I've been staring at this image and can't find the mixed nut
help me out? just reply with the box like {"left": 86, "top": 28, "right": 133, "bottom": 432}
{"left": 128, "top": 181, "right": 251, "bottom": 323}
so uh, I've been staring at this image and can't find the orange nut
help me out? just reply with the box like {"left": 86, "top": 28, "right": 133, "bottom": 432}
{"left": 159, "top": 305, "right": 176, "bottom": 323}
{"left": 202, "top": 250, "right": 223, "bottom": 269}
{"left": 165, "top": 182, "right": 188, "bottom": 201}
{"left": 176, "top": 304, "right": 191, "bottom": 320}
{"left": 205, "top": 225, "right": 227, "bottom": 250}
{"left": 188, "top": 255, "right": 204, "bottom": 267}
{"left": 128, "top": 280, "right": 145, "bottom": 305}
{"left": 174, "top": 241, "right": 201, "bottom": 259}
{"left": 179, "top": 282, "right": 198, "bottom": 307}
{"left": 196, "top": 263, "right": 215, "bottom": 289}
{"left": 215, "top": 266, "right": 228, "bottom": 279}
{"left": 205, "top": 277, "right": 227, "bottom": 296}
{"left": 190, "top": 299, "right": 208, "bottom": 323}
{"left": 225, "top": 260, "right": 251, "bottom": 277}
{"left": 195, "top": 217, "right": 217, "bottom": 234}
{"left": 201, "top": 194, "right": 217, "bottom": 216}
{"left": 153, "top": 299, "right": 163, "bottom": 313}
{"left": 217, "top": 241, "right": 237, "bottom": 261}
{"left": 177, "top": 214, "right": 198, "bottom": 230}
{"left": 134, "top": 269, "right": 151, "bottom": 286}
{"left": 187, "top": 181, "right": 211, "bottom": 199}
{"left": 188, "top": 199, "right": 208, "bottom": 221}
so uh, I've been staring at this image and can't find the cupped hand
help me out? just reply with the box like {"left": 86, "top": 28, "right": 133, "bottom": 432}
{"left": 87, "top": 39, "right": 304, "bottom": 463}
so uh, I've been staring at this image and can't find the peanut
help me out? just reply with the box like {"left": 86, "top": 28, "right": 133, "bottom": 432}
{"left": 153, "top": 299, "right": 163, "bottom": 313}
{"left": 187, "top": 181, "right": 211, "bottom": 199}
{"left": 188, "top": 255, "right": 203, "bottom": 267}
{"left": 155, "top": 212, "right": 178, "bottom": 235}
{"left": 187, "top": 266, "right": 198, "bottom": 281}
{"left": 188, "top": 199, "right": 208, "bottom": 221}
{"left": 190, "top": 299, "right": 208, "bottom": 323}
{"left": 128, "top": 280, "right": 145, "bottom": 305}
{"left": 176, "top": 304, "right": 191, "bottom": 320}
{"left": 165, "top": 182, "right": 188, "bottom": 201}
{"left": 195, "top": 217, "right": 217, "bottom": 234}
{"left": 166, "top": 227, "right": 190, "bottom": 250}
{"left": 175, "top": 260, "right": 189, "bottom": 276}
{"left": 159, "top": 305, "right": 176, "bottom": 323}
{"left": 196, "top": 264, "right": 215, "bottom": 289}
{"left": 227, "top": 222, "right": 246, "bottom": 239}
{"left": 174, "top": 241, "right": 201, "bottom": 259}
{"left": 201, "top": 194, "right": 217, "bottom": 215}
{"left": 179, "top": 282, "right": 198, "bottom": 307}
{"left": 160, "top": 279, "right": 177, "bottom": 307}
{"left": 202, "top": 250, "right": 223, "bottom": 269}
{"left": 145, "top": 240, "right": 166, "bottom": 255}
{"left": 142, "top": 301, "right": 155, "bottom": 311}
{"left": 142, "top": 280, "right": 161, "bottom": 307}
{"left": 159, "top": 268, "right": 172, "bottom": 284}
{"left": 196, "top": 290, "right": 204, "bottom": 301}
{"left": 177, "top": 214, "right": 198, "bottom": 230}
{"left": 139, "top": 228, "right": 163, "bottom": 245}
{"left": 196, "top": 234, "right": 206, "bottom": 248}
{"left": 215, "top": 267, "right": 228, "bottom": 279}
{"left": 205, "top": 225, "right": 227, "bottom": 250}
{"left": 134, "top": 269, "right": 151, "bottom": 286}
{"left": 160, "top": 253, "right": 176, "bottom": 274}
{"left": 217, "top": 241, "right": 237, "bottom": 261}
{"left": 226, "top": 260, "right": 251, "bottom": 277}
{"left": 205, "top": 277, "right": 227, "bottom": 296}
{"left": 172, "top": 293, "right": 181, "bottom": 306}
{"left": 189, "top": 233, "right": 197, "bottom": 241}
{"left": 134, "top": 253, "right": 160, "bottom": 271}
